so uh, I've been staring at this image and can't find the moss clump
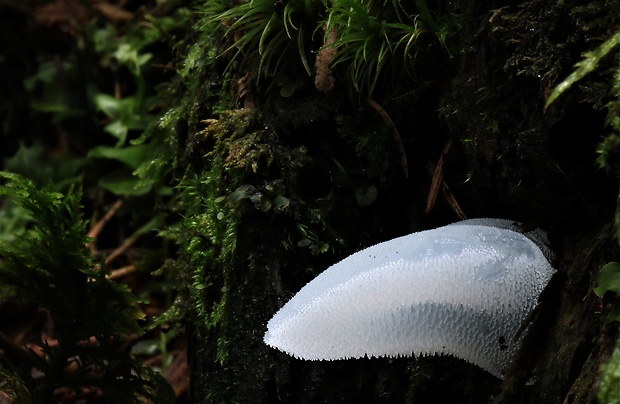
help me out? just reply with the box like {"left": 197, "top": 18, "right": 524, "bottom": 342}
{"left": 161, "top": 102, "right": 352, "bottom": 401}
{"left": 599, "top": 338, "right": 620, "bottom": 403}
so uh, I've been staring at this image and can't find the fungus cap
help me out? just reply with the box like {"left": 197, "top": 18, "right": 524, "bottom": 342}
{"left": 264, "top": 219, "right": 555, "bottom": 378}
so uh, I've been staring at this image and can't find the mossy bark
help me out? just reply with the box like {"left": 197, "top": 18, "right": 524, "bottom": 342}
{"left": 176, "top": 0, "right": 620, "bottom": 402}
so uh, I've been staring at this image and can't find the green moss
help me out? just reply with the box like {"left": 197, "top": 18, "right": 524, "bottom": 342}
{"left": 599, "top": 338, "right": 620, "bottom": 403}
{"left": 0, "top": 172, "right": 173, "bottom": 402}
{"left": 158, "top": 98, "right": 339, "bottom": 399}
{"left": 202, "top": 0, "right": 451, "bottom": 101}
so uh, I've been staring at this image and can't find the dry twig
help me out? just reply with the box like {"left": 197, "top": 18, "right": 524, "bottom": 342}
{"left": 368, "top": 99, "right": 408, "bottom": 178}
{"left": 426, "top": 139, "right": 452, "bottom": 213}
{"left": 424, "top": 160, "right": 466, "bottom": 220}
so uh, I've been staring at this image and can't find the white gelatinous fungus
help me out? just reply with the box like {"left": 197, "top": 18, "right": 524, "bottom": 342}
{"left": 263, "top": 218, "right": 555, "bottom": 379}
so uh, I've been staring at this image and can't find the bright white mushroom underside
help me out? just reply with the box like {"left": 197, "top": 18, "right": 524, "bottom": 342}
{"left": 264, "top": 219, "right": 555, "bottom": 379}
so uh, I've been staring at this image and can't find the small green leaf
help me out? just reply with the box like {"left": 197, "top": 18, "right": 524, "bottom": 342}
{"left": 4, "top": 142, "right": 83, "bottom": 189}
{"left": 273, "top": 196, "right": 290, "bottom": 211}
{"left": 89, "top": 144, "right": 153, "bottom": 169}
{"left": 94, "top": 93, "right": 123, "bottom": 119}
{"left": 134, "top": 216, "right": 163, "bottom": 236}
{"left": 99, "top": 167, "right": 153, "bottom": 196}
{"left": 94, "top": 92, "right": 151, "bottom": 144}
{"left": 605, "top": 308, "right": 620, "bottom": 325}
{"left": 23, "top": 60, "right": 84, "bottom": 121}
{"left": 297, "top": 238, "right": 313, "bottom": 248}
{"left": 114, "top": 43, "right": 153, "bottom": 76}
{"left": 131, "top": 339, "right": 161, "bottom": 356}
{"left": 595, "top": 262, "right": 620, "bottom": 297}
{"left": 354, "top": 185, "right": 378, "bottom": 207}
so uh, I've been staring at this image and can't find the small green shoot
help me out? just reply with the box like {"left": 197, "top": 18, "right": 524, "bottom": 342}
{"left": 325, "top": 0, "right": 421, "bottom": 95}
{"left": 545, "top": 30, "right": 620, "bottom": 109}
